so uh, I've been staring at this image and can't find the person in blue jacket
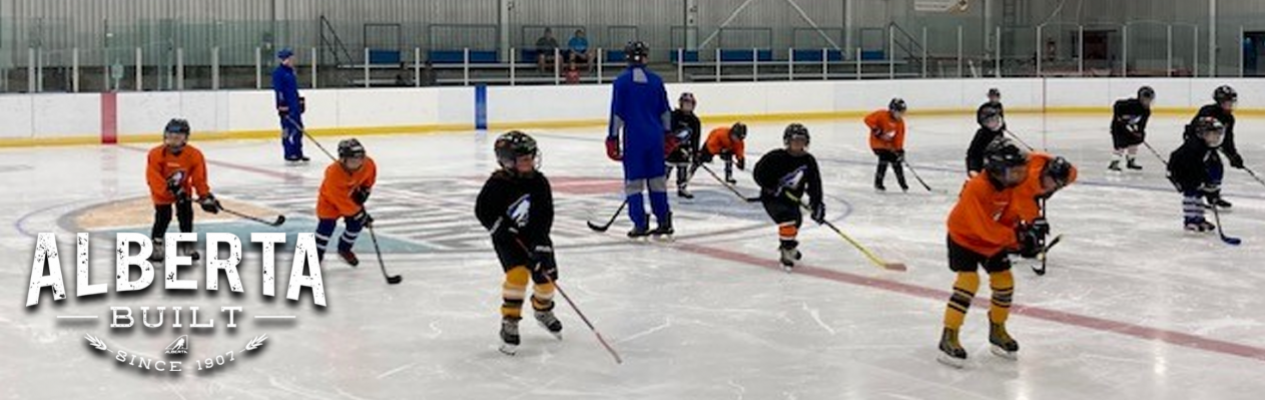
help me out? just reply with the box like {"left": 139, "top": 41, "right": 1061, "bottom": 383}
{"left": 272, "top": 49, "right": 308, "bottom": 163}
{"left": 606, "top": 41, "right": 674, "bottom": 239}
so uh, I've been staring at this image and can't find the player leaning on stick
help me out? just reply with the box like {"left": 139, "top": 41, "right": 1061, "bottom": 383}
{"left": 1170, "top": 117, "right": 1228, "bottom": 233}
{"left": 475, "top": 131, "right": 562, "bottom": 355}
{"left": 696, "top": 122, "right": 748, "bottom": 185}
{"left": 146, "top": 118, "right": 221, "bottom": 262}
{"left": 1184, "top": 85, "right": 1243, "bottom": 209}
{"left": 314, "top": 139, "right": 377, "bottom": 265}
{"left": 866, "top": 98, "right": 909, "bottom": 192}
{"left": 1109, "top": 86, "right": 1155, "bottom": 171}
{"left": 938, "top": 137, "right": 1048, "bottom": 368}
{"left": 754, "top": 124, "right": 825, "bottom": 270}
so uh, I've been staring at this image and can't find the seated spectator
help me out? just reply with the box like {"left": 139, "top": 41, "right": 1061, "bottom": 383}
{"left": 568, "top": 29, "right": 591, "bottom": 71}
{"left": 536, "top": 28, "right": 560, "bottom": 72}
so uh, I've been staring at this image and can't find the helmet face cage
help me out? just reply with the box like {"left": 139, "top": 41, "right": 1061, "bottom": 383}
{"left": 625, "top": 41, "right": 649, "bottom": 64}
{"left": 163, "top": 119, "right": 190, "bottom": 148}
{"left": 983, "top": 137, "right": 1028, "bottom": 184}
{"left": 1197, "top": 118, "right": 1226, "bottom": 148}
{"left": 1043, "top": 156, "right": 1073, "bottom": 189}
{"left": 987, "top": 88, "right": 1001, "bottom": 100}
{"left": 1214, "top": 85, "right": 1237, "bottom": 107}
{"left": 783, "top": 124, "right": 810, "bottom": 146}
{"left": 1138, "top": 86, "right": 1155, "bottom": 100}
{"left": 731, "top": 123, "right": 748, "bottom": 140}
{"left": 495, "top": 132, "right": 541, "bottom": 172}
{"left": 889, "top": 98, "right": 907, "bottom": 113}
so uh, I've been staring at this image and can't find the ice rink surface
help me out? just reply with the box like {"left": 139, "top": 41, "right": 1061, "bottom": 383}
{"left": 2, "top": 113, "right": 1264, "bottom": 399}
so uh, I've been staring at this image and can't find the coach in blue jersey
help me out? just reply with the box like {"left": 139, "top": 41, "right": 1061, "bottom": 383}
{"left": 272, "top": 49, "right": 308, "bottom": 163}
{"left": 606, "top": 41, "right": 674, "bottom": 239}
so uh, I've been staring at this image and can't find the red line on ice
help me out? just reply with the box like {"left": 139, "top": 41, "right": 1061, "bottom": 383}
{"left": 674, "top": 242, "right": 1265, "bottom": 363}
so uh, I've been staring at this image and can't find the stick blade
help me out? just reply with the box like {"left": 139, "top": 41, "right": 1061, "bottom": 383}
{"left": 1222, "top": 236, "right": 1243, "bottom": 246}
{"left": 272, "top": 215, "right": 287, "bottom": 226}
{"left": 386, "top": 275, "right": 403, "bottom": 284}
{"left": 586, "top": 220, "right": 611, "bottom": 232}
{"left": 883, "top": 262, "right": 908, "bottom": 272}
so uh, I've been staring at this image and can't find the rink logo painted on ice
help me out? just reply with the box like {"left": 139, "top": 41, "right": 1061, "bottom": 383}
{"left": 24, "top": 232, "right": 323, "bottom": 374}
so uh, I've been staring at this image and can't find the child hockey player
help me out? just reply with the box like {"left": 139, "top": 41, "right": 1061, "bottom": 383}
{"left": 606, "top": 40, "right": 674, "bottom": 239}
{"left": 753, "top": 124, "right": 825, "bottom": 270}
{"left": 1109, "top": 86, "right": 1155, "bottom": 171}
{"left": 315, "top": 139, "right": 377, "bottom": 265}
{"left": 865, "top": 98, "right": 909, "bottom": 191}
{"left": 938, "top": 137, "right": 1047, "bottom": 368}
{"left": 1170, "top": 118, "right": 1228, "bottom": 233}
{"left": 1185, "top": 85, "right": 1243, "bottom": 209}
{"left": 667, "top": 92, "right": 702, "bottom": 198}
{"left": 146, "top": 118, "right": 220, "bottom": 262}
{"left": 977, "top": 88, "right": 1004, "bottom": 129}
{"left": 965, "top": 107, "right": 1005, "bottom": 177}
{"left": 475, "top": 131, "right": 562, "bottom": 355}
{"left": 697, "top": 122, "right": 748, "bottom": 185}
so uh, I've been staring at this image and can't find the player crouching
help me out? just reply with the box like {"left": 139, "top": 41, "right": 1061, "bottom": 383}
{"left": 696, "top": 122, "right": 748, "bottom": 185}
{"left": 1169, "top": 118, "right": 1227, "bottom": 233}
{"left": 146, "top": 119, "right": 220, "bottom": 262}
{"left": 475, "top": 131, "right": 563, "bottom": 355}
{"left": 315, "top": 139, "right": 377, "bottom": 266}
{"left": 939, "top": 137, "right": 1049, "bottom": 367}
{"left": 754, "top": 124, "right": 825, "bottom": 271}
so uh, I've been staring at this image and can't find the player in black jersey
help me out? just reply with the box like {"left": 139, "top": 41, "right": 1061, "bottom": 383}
{"left": 753, "top": 123, "right": 825, "bottom": 270}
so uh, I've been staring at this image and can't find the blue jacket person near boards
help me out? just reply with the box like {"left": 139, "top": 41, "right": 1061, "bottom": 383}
{"left": 272, "top": 49, "right": 308, "bottom": 163}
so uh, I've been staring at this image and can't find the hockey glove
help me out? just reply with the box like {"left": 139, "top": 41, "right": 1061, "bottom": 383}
{"left": 352, "top": 209, "right": 374, "bottom": 227}
{"left": 298, "top": 97, "right": 306, "bottom": 114}
{"left": 605, "top": 136, "right": 623, "bottom": 161}
{"left": 277, "top": 104, "right": 290, "bottom": 118}
{"left": 895, "top": 149, "right": 906, "bottom": 163}
{"left": 197, "top": 194, "right": 221, "bottom": 214}
{"left": 664, "top": 131, "right": 680, "bottom": 157}
{"left": 352, "top": 187, "right": 371, "bottom": 205}
{"left": 810, "top": 202, "right": 827, "bottom": 224}
{"left": 697, "top": 151, "right": 714, "bottom": 164}
{"left": 528, "top": 244, "right": 557, "bottom": 274}
{"left": 166, "top": 172, "right": 189, "bottom": 202}
{"left": 1227, "top": 152, "right": 1245, "bottom": 169}
{"left": 1015, "top": 221, "right": 1046, "bottom": 259}
{"left": 736, "top": 157, "right": 746, "bottom": 171}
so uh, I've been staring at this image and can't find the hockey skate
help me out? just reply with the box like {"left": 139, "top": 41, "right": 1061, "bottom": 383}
{"left": 1126, "top": 157, "right": 1142, "bottom": 170}
{"left": 180, "top": 242, "right": 200, "bottom": 262}
{"left": 534, "top": 310, "right": 563, "bottom": 340}
{"left": 650, "top": 214, "right": 674, "bottom": 242}
{"left": 1107, "top": 160, "right": 1122, "bottom": 172}
{"left": 779, "top": 247, "right": 802, "bottom": 272}
{"left": 989, "top": 323, "right": 1019, "bottom": 360}
{"left": 677, "top": 185, "right": 694, "bottom": 199}
{"left": 338, "top": 249, "right": 360, "bottom": 267}
{"left": 499, "top": 317, "right": 521, "bottom": 355}
{"left": 937, "top": 328, "right": 968, "bottom": 368}
{"left": 628, "top": 225, "right": 651, "bottom": 241}
{"left": 1185, "top": 219, "right": 1216, "bottom": 233}
{"left": 148, "top": 239, "right": 165, "bottom": 262}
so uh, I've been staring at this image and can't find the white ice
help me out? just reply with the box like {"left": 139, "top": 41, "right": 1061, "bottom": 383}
{"left": 1, "top": 113, "right": 1263, "bottom": 399}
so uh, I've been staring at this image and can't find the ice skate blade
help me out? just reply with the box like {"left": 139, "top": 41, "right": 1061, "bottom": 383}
{"left": 990, "top": 345, "right": 1017, "bottom": 360}
{"left": 499, "top": 344, "right": 518, "bottom": 356}
{"left": 936, "top": 353, "right": 967, "bottom": 369}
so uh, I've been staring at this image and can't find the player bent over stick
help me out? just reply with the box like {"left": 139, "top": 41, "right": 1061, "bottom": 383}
{"left": 475, "top": 131, "right": 563, "bottom": 355}
{"left": 146, "top": 118, "right": 221, "bottom": 262}
{"left": 753, "top": 124, "right": 825, "bottom": 271}
{"left": 315, "top": 139, "right": 377, "bottom": 266}
{"left": 939, "top": 137, "right": 1074, "bottom": 367}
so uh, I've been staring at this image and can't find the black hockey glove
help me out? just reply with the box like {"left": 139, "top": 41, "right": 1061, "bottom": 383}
{"left": 810, "top": 202, "right": 826, "bottom": 224}
{"left": 352, "top": 187, "right": 371, "bottom": 205}
{"left": 198, "top": 194, "right": 221, "bottom": 214}
{"left": 528, "top": 244, "right": 557, "bottom": 275}
{"left": 352, "top": 209, "right": 374, "bottom": 227}
{"left": 1015, "top": 219, "right": 1048, "bottom": 259}
{"left": 736, "top": 157, "right": 746, "bottom": 171}
{"left": 1227, "top": 152, "right": 1245, "bottom": 169}
{"left": 166, "top": 172, "right": 188, "bottom": 202}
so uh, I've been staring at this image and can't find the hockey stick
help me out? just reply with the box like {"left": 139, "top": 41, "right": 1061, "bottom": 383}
{"left": 1142, "top": 141, "right": 1170, "bottom": 167}
{"left": 586, "top": 199, "right": 628, "bottom": 232}
{"left": 1242, "top": 166, "right": 1265, "bottom": 188}
{"left": 900, "top": 159, "right": 934, "bottom": 192}
{"left": 785, "top": 193, "right": 907, "bottom": 272}
{"left": 366, "top": 224, "right": 404, "bottom": 284}
{"left": 286, "top": 115, "right": 338, "bottom": 162}
{"left": 512, "top": 239, "right": 623, "bottom": 364}
{"left": 698, "top": 163, "right": 760, "bottom": 202}
{"left": 1032, "top": 233, "right": 1062, "bottom": 276}
{"left": 218, "top": 206, "right": 286, "bottom": 227}
{"left": 1208, "top": 203, "right": 1242, "bottom": 246}
{"left": 1003, "top": 129, "right": 1036, "bottom": 151}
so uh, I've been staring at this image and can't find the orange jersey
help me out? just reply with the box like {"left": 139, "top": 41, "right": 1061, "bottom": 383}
{"left": 946, "top": 173, "right": 1019, "bottom": 257}
{"left": 1007, "top": 152, "right": 1078, "bottom": 224}
{"left": 146, "top": 145, "right": 210, "bottom": 205}
{"left": 864, "top": 109, "right": 906, "bottom": 151}
{"left": 704, "top": 127, "right": 745, "bottom": 161}
{"left": 316, "top": 157, "right": 378, "bottom": 219}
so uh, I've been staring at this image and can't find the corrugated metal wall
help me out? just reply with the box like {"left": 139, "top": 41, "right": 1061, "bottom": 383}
{"left": 1, "top": 0, "right": 1261, "bottom": 73}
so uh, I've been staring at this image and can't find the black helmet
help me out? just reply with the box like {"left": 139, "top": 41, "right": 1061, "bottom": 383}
{"left": 338, "top": 138, "right": 366, "bottom": 159}
{"left": 783, "top": 123, "right": 810, "bottom": 146}
{"left": 979, "top": 106, "right": 1003, "bottom": 126}
{"left": 1043, "top": 156, "right": 1074, "bottom": 188}
{"left": 987, "top": 88, "right": 1001, "bottom": 98}
{"left": 1213, "top": 85, "right": 1237, "bottom": 103}
{"left": 731, "top": 122, "right": 748, "bottom": 140}
{"left": 494, "top": 130, "right": 539, "bottom": 169}
{"left": 624, "top": 41, "right": 650, "bottom": 64}
{"left": 983, "top": 137, "right": 1028, "bottom": 177}
{"left": 164, "top": 118, "right": 190, "bottom": 137}
{"left": 889, "top": 98, "right": 907, "bottom": 113}
{"left": 1192, "top": 117, "right": 1226, "bottom": 148}
{"left": 1138, "top": 86, "right": 1155, "bottom": 100}
{"left": 679, "top": 92, "right": 697, "bottom": 104}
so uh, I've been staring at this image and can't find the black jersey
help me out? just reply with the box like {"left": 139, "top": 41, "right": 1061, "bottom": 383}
{"left": 1112, "top": 98, "right": 1151, "bottom": 136}
{"left": 965, "top": 127, "right": 1004, "bottom": 174}
{"left": 670, "top": 109, "right": 702, "bottom": 154}
{"left": 753, "top": 149, "right": 823, "bottom": 206}
{"left": 475, "top": 171, "right": 554, "bottom": 248}
{"left": 1168, "top": 138, "right": 1219, "bottom": 193}
{"left": 1188, "top": 104, "right": 1240, "bottom": 162}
